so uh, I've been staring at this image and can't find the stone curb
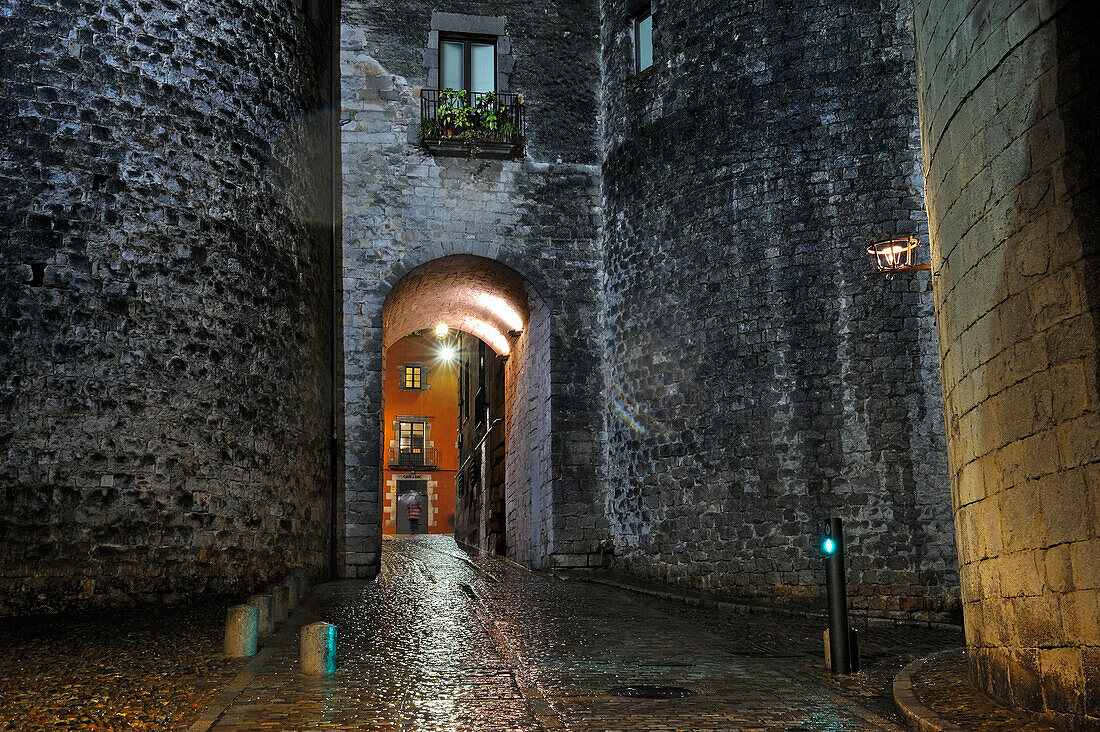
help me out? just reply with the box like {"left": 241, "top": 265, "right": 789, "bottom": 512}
{"left": 892, "top": 649, "right": 969, "bottom": 732}
{"left": 565, "top": 572, "right": 830, "bottom": 620}
{"left": 458, "top": 581, "right": 567, "bottom": 730}
{"left": 564, "top": 572, "right": 963, "bottom": 631}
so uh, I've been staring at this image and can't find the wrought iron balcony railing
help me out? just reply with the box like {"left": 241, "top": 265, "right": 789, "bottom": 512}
{"left": 389, "top": 446, "right": 438, "bottom": 469}
{"left": 418, "top": 89, "right": 525, "bottom": 158}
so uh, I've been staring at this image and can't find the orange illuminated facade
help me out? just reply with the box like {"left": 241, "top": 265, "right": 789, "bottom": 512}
{"left": 381, "top": 332, "right": 459, "bottom": 535}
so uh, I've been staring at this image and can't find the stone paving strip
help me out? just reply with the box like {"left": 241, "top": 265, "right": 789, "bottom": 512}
{"left": 203, "top": 539, "right": 538, "bottom": 730}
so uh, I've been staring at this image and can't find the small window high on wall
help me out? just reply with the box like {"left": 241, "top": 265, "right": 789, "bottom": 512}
{"left": 440, "top": 35, "right": 496, "bottom": 94}
{"left": 634, "top": 12, "right": 653, "bottom": 73}
{"left": 401, "top": 363, "right": 424, "bottom": 390}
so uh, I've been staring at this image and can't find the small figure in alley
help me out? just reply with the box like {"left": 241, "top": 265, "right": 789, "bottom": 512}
{"left": 406, "top": 494, "right": 423, "bottom": 534}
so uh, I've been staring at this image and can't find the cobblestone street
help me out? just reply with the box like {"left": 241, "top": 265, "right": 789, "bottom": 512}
{"left": 0, "top": 598, "right": 239, "bottom": 731}
{"left": 205, "top": 536, "right": 962, "bottom": 731}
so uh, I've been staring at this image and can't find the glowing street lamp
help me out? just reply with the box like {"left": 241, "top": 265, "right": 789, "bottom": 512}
{"left": 866, "top": 235, "right": 931, "bottom": 275}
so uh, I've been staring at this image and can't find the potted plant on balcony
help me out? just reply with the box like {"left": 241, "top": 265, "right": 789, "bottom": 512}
{"left": 498, "top": 120, "right": 519, "bottom": 142}
{"left": 418, "top": 116, "right": 440, "bottom": 140}
{"left": 437, "top": 88, "right": 469, "bottom": 138}
{"left": 472, "top": 92, "right": 499, "bottom": 140}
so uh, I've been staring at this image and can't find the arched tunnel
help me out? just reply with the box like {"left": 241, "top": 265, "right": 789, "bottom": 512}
{"left": 380, "top": 255, "right": 554, "bottom": 567}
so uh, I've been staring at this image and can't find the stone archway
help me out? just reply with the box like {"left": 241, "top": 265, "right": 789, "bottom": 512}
{"left": 340, "top": 253, "right": 597, "bottom": 579}
{"left": 381, "top": 255, "right": 553, "bottom": 567}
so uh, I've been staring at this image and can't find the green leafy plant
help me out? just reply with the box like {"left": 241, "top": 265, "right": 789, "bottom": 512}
{"left": 418, "top": 116, "right": 440, "bottom": 138}
{"left": 425, "top": 88, "right": 522, "bottom": 151}
{"left": 436, "top": 88, "right": 469, "bottom": 136}
{"left": 473, "top": 92, "right": 499, "bottom": 136}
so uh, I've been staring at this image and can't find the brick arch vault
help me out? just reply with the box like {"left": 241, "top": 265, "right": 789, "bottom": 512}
{"left": 340, "top": 251, "right": 609, "bottom": 578}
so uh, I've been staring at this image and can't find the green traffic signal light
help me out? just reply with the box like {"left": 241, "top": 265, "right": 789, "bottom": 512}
{"left": 823, "top": 537, "right": 835, "bottom": 555}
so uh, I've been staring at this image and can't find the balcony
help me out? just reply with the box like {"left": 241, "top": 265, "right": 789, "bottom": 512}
{"left": 389, "top": 447, "right": 438, "bottom": 470}
{"left": 419, "top": 89, "right": 525, "bottom": 159}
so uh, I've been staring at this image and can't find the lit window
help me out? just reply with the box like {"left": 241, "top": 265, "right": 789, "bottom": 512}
{"left": 440, "top": 34, "right": 496, "bottom": 94}
{"left": 398, "top": 420, "right": 426, "bottom": 460}
{"left": 402, "top": 364, "right": 424, "bottom": 390}
{"left": 634, "top": 12, "right": 653, "bottom": 73}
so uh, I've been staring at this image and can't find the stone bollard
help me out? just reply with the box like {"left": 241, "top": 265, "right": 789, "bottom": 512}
{"left": 267, "top": 583, "right": 289, "bottom": 623}
{"left": 247, "top": 593, "right": 275, "bottom": 637}
{"left": 291, "top": 567, "right": 308, "bottom": 599}
{"left": 224, "top": 604, "right": 258, "bottom": 657}
{"left": 284, "top": 575, "right": 299, "bottom": 610}
{"left": 300, "top": 621, "right": 337, "bottom": 676}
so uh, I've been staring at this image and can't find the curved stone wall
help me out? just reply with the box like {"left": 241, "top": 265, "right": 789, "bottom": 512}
{"left": 0, "top": 0, "right": 336, "bottom": 613}
{"left": 599, "top": 0, "right": 959, "bottom": 621}
{"left": 915, "top": 0, "right": 1099, "bottom": 722}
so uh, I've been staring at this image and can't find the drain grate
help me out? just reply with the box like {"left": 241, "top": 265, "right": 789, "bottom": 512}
{"left": 610, "top": 685, "right": 696, "bottom": 699}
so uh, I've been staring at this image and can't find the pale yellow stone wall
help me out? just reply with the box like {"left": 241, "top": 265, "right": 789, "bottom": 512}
{"left": 915, "top": 0, "right": 1099, "bottom": 722}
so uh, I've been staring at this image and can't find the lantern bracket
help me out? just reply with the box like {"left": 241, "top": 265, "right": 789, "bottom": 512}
{"left": 866, "top": 235, "right": 932, "bottom": 275}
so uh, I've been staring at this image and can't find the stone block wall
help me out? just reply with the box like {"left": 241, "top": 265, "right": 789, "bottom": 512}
{"left": 453, "top": 330, "right": 508, "bottom": 555}
{"left": 340, "top": 0, "right": 606, "bottom": 577}
{"left": 0, "top": 0, "right": 337, "bottom": 613}
{"left": 504, "top": 284, "right": 553, "bottom": 568}
{"left": 914, "top": 0, "right": 1099, "bottom": 722}
{"left": 599, "top": 0, "right": 959, "bottom": 621}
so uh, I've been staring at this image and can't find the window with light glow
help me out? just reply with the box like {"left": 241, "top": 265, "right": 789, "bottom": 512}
{"left": 401, "top": 364, "right": 424, "bottom": 390}
{"left": 398, "top": 420, "right": 426, "bottom": 457}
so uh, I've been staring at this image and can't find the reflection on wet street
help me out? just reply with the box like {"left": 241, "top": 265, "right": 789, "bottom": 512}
{"left": 214, "top": 536, "right": 953, "bottom": 730}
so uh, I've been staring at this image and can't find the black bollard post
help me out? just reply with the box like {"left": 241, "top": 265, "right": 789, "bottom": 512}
{"left": 823, "top": 516, "right": 852, "bottom": 674}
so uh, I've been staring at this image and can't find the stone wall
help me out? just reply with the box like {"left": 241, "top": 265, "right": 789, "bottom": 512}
{"left": 454, "top": 331, "right": 508, "bottom": 556}
{"left": 340, "top": 0, "right": 606, "bottom": 577}
{"left": 504, "top": 284, "right": 553, "bottom": 568}
{"left": 0, "top": 0, "right": 337, "bottom": 613}
{"left": 599, "top": 0, "right": 959, "bottom": 621}
{"left": 915, "top": 0, "right": 1099, "bottom": 722}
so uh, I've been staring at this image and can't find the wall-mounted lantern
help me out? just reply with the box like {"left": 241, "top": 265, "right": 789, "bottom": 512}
{"left": 866, "top": 236, "right": 931, "bottom": 275}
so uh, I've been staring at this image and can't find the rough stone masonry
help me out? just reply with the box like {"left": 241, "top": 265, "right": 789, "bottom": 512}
{"left": 0, "top": 0, "right": 337, "bottom": 613}
{"left": 599, "top": 0, "right": 958, "bottom": 622}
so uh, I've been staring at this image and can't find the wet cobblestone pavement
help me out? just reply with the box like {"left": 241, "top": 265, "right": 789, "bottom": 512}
{"left": 210, "top": 536, "right": 965, "bottom": 731}
{"left": 0, "top": 597, "right": 241, "bottom": 731}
